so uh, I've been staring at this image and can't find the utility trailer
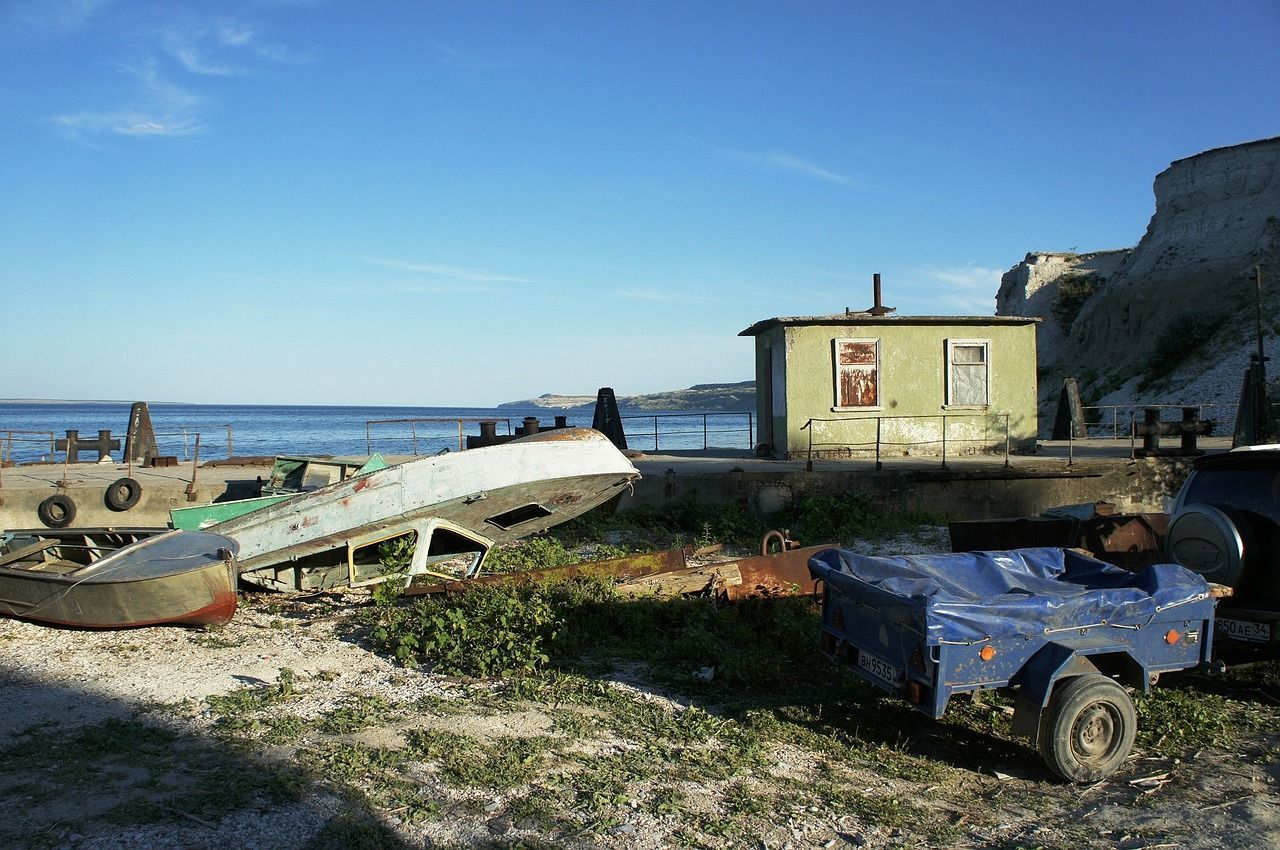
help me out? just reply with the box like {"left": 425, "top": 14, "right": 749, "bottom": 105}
{"left": 809, "top": 547, "right": 1217, "bottom": 782}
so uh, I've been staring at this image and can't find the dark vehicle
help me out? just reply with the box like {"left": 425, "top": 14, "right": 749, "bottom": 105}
{"left": 810, "top": 547, "right": 1215, "bottom": 782}
{"left": 1166, "top": 445, "right": 1280, "bottom": 644}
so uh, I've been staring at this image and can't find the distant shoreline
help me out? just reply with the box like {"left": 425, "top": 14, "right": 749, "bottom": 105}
{"left": 0, "top": 399, "right": 193, "bottom": 405}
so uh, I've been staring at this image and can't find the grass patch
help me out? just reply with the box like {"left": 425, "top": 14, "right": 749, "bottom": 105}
{"left": 1135, "top": 687, "right": 1237, "bottom": 756}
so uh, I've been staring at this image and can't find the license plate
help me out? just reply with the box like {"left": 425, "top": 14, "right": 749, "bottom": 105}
{"left": 1215, "top": 617, "right": 1272, "bottom": 644}
{"left": 857, "top": 649, "right": 903, "bottom": 686}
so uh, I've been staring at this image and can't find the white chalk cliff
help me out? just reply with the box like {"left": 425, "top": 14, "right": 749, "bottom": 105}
{"left": 998, "top": 137, "right": 1280, "bottom": 422}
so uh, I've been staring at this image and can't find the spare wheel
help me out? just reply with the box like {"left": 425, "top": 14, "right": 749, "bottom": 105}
{"left": 1165, "top": 504, "right": 1252, "bottom": 587}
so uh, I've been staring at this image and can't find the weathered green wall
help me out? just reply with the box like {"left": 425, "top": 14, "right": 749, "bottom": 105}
{"left": 755, "top": 321, "right": 1038, "bottom": 458}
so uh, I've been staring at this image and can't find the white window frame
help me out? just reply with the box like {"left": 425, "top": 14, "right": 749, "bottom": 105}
{"left": 832, "top": 338, "right": 881, "bottom": 411}
{"left": 944, "top": 338, "right": 990, "bottom": 408}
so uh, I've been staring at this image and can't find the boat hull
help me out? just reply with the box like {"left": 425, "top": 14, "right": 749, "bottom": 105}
{"left": 220, "top": 428, "right": 640, "bottom": 589}
{"left": 0, "top": 530, "right": 238, "bottom": 629}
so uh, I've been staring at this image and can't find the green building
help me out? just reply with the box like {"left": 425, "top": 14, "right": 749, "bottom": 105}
{"left": 740, "top": 312, "right": 1040, "bottom": 460}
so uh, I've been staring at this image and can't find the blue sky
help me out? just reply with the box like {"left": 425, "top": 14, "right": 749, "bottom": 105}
{"left": 2, "top": 1, "right": 1277, "bottom": 406}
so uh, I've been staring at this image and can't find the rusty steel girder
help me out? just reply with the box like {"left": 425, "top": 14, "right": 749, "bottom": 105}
{"left": 402, "top": 532, "right": 834, "bottom": 600}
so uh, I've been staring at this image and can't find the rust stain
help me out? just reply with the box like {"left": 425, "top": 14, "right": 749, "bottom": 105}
{"left": 839, "top": 369, "right": 877, "bottom": 407}
{"left": 302, "top": 516, "right": 318, "bottom": 528}
{"left": 838, "top": 341, "right": 876, "bottom": 365}
{"left": 548, "top": 492, "right": 583, "bottom": 507}
{"left": 353, "top": 477, "right": 372, "bottom": 492}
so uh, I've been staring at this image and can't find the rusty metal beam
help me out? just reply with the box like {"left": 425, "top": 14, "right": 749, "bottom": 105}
{"left": 402, "top": 547, "right": 689, "bottom": 596}
{"left": 401, "top": 534, "right": 835, "bottom": 600}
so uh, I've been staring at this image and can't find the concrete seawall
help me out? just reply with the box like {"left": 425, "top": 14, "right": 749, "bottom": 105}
{"left": 1, "top": 439, "right": 1218, "bottom": 532}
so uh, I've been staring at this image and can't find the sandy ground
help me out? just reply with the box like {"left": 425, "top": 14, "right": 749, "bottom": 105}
{"left": 2, "top": 535, "right": 1279, "bottom": 849}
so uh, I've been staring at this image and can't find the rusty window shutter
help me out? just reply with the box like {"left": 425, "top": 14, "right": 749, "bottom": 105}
{"left": 834, "top": 339, "right": 879, "bottom": 407}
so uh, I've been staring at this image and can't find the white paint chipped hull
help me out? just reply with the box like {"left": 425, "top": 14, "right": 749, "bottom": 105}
{"left": 215, "top": 428, "right": 640, "bottom": 591}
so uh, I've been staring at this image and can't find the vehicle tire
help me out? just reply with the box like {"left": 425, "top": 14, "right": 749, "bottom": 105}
{"left": 1039, "top": 674, "right": 1136, "bottom": 783}
{"left": 1166, "top": 503, "right": 1254, "bottom": 587}
{"left": 104, "top": 476, "right": 143, "bottom": 511}
{"left": 37, "top": 494, "right": 77, "bottom": 529}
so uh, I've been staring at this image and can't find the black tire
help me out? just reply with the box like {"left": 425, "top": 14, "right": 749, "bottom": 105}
{"left": 37, "top": 494, "right": 77, "bottom": 529}
{"left": 105, "top": 476, "right": 143, "bottom": 511}
{"left": 1039, "top": 674, "right": 1136, "bottom": 783}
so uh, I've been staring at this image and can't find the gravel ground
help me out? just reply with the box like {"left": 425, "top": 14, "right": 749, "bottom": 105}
{"left": 2, "top": 529, "right": 1279, "bottom": 849}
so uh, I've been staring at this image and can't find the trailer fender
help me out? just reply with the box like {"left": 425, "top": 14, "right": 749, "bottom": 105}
{"left": 1012, "top": 646, "right": 1101, "bottom": 744}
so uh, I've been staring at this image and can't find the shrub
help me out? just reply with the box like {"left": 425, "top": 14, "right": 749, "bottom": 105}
{"left": 1052, "top": 272, "right": 1101, "bottom": 332}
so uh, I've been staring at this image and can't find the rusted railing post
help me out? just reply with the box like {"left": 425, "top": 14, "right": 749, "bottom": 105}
{"left": 186, "top": 434, "right": 201, "bottom": 501}
{"left": 226, "top": 425, "right": 233, "bottom": 458}
{"left": 875, "top": 417, "right": 883, "bottom": 470}
{"left": 411, "top": 421, "right": 419, "bottom": 456}
{"left": 703, "top": 414, "right": 708, "bottom": 450}
{"left": 806, "top": 419, "right": 814, "bottom": 472}
{"left": 940, "top": 415, "right": 948, "bottom": 469}
{"left": 1004, "top": 413, "right": 1011, "bottom": 467}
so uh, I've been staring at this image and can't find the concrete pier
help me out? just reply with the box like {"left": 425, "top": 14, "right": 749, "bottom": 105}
{"left": 0, "top": 438, "right": 1230, "bottom": 532}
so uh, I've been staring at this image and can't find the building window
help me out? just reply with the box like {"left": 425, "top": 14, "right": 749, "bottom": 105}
{"left": 947, "top": 339, "right": 990, "bottom": 407}
{"left": 833, "top": 338, "right": 879, "bottom": 408}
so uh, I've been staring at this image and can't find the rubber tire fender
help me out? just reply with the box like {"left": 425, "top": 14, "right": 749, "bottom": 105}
{"left": 1039, "top": 673, "right": 1136, "bottom": 783}
{"left": 37, "top": 494, "right": 77, "bottom": 529}
{"left": 105, "top": 476, "right": 143, "bottom": 511}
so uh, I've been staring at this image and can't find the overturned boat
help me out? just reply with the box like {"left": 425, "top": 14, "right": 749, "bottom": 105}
{"left": 0, "top": 528, "right": 238, "bottom": 628}
{"left": 205, "top": 427, "right": 640, "bottom": 592}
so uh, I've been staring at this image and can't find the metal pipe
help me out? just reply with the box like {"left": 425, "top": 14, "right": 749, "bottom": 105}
{"left": 186, "top": 434, "right": 201, "bottom": 501}
{"left": 940, "top": 415, "right": 948, "bottom": 469}
{"left": 998, "top": 409, "right": 1008, "bottom": 465}
{"left": 875, "top": 417, "right": 882, "bottom": 470}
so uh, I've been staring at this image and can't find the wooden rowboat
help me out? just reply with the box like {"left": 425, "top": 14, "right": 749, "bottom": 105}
{"left": 0, "top": 528, "right": 238, "bottom": 628}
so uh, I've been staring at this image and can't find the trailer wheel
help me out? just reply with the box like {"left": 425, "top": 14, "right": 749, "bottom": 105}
{"left": 37, "top": 494, "right": 77, "bottom": 529}
{"left": 105, "top": 476, "right": 143, "bottom": 511}
{"left": 1040, "top": 674, "right": 1136, "bottom": 783}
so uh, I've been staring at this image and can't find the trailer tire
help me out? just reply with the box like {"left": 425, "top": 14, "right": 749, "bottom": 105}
{"left": 104, "top": 476, "right": 143, "bottom": 511}
{"left": 37, "top": 494, "right": 77, "bottom": 529}
{"left": 1040, "top": 674, "right": 1135, "bottom": 783}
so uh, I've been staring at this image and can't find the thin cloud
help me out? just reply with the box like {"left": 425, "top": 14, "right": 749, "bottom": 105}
{"left": 613, "top": 287, "right": 707, "bottom": 304}
{"left": 913, "top": 265, "right": 1003, "bottom": 315}
{"left": 46, "top": 7, "right": 309, "bottom": 140}
{"left": 53, "top": 61, "right": 205, "bottom": 139}
{"left": 162, "top": 16, "right": 310, "bottom": 75}
{"left": 718, "top": 147, "right": 857, "bottom": 187}
{"left": 4, "top": 0, "right": 111, "bottom": 35}
{"left": 367, "top": 257, "right": 536, "bottom": 284}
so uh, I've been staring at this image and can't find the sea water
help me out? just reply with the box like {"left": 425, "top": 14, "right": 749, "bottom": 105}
{"left": 0, "top": 401, "right": 754, "bottom": 463}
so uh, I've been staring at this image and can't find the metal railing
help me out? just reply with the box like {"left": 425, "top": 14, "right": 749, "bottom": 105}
{"left": 153, "top": 426, "right": 234, "bottom": 460}
{"left": 0, "top": 427, "right": 233, "bottom": 464}
{"left": 802, "top": 413, "right": 1012, "bottom": 470}
{"left": 620, "top": 412, "right": 754, "bottom": 452}
{"left": 1079, "top": 403, "right": 1230, "bottom": 439}
{"left": 1, "top": 430, "right": 56, "bottom": 463}
{"left": 365, "top": 417, "right": 515, "bottom": 455}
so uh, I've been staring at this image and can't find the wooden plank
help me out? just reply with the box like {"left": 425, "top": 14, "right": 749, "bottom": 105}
{"left": 0, "top": 539, "right": 58, "bottom": 569}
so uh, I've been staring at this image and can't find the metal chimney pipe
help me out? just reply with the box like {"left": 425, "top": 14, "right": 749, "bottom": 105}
{"left": 868, "top": 272, "right": 893, "bottom": 316}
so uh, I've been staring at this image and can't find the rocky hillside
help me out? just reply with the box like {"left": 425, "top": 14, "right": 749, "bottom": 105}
{"left": 500, "top": 381, "right": 756, "bottom": 412}
{"left": 998, "top": 137, "right": 1280, "bottom": 425}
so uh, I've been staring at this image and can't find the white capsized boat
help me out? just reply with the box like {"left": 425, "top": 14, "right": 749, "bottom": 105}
{"left": 211, "top": 427, "right": 640, "bottom": 592}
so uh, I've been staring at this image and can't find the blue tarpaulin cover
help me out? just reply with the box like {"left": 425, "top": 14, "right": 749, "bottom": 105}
{"left": 809, "top": 547, "right": 1211, "bottom": 644}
